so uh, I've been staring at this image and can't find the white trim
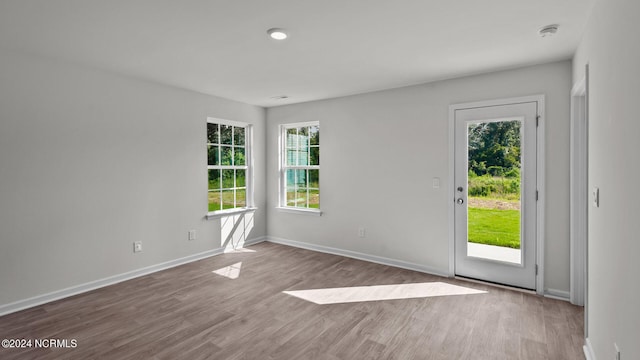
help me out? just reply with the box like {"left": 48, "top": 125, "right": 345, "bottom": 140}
{"left": 448, "top": 95, "right": 546, "bottom": 294}
{"left": 455, "top": 276, "right": 536, "bottom": 294}
{"left": 206, "top": 207, "right": 257, "bottom": 220}
{"left": 267, "top": 236, "right": 449, "bottom": 277}
{"left": 206, "top": 117, "right": 248, "bottom": 128}
{"left": 449, "top": 95, "right": 545, "bottom": 111}
{"left": 584, "top": 338, "right": 597, "bottom": 360}
{"left": 571, "top": 76, "right": 587, "bottom": 97}
{"left": 281, "top": 121, "right": 320, "bottom": 128}
{"left": 448, "top": 105, "right": 456, "bottom": 277}
{"left": 247, "top": 123, "right": 255, "bottom": 208}
{"left": 570, "top": 76, "right": 588, "bottom": 306}
{"left": 0, "top": 236, "right": 267, "bottom": 316}
{"left": 536, "top": 95, "right": 546, "bottom": 296}
{"left": 544, "top": 288, "right": 570, "bottom": 301}
{"left": 275, "top": 207, "right": 322, "bottom": 216}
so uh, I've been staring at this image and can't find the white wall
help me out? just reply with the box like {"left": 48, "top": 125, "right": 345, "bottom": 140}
{"left": 0, "top": 52, "right": 266, "bottom": 307}
{"left": 266, "top": 61, "right": 572, "bottom": 293}
{"left": 573, "top": 0, "right": 640, "bottom": 357}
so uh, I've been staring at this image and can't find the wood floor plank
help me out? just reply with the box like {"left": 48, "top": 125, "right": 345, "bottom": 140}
{"left": 0, "top": 242, "right": 584, "bottom": 360}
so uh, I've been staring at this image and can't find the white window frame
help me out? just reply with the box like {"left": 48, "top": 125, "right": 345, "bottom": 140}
{"left": 206, "top": 117, "right": 255, "bottom": 220}
{"left": 278, "top": 121, "right": 322, "bottom": 216}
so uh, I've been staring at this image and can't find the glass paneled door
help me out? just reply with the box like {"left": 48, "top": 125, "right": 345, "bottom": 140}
{"left": 453, "top": 101, "right": 538, "bottom": 290}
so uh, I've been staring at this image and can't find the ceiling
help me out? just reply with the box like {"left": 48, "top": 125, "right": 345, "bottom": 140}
{"left": 0, "top": 0, "right": 594, "bottom": 107}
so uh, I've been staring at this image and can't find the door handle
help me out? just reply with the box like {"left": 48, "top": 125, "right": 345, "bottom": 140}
{"left": 457, "top": 198, "right": 464, "bottom": 205}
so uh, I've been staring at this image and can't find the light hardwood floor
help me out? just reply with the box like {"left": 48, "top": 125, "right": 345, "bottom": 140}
{"left": 0, "top": 242, "right": 584, "bottom": 360}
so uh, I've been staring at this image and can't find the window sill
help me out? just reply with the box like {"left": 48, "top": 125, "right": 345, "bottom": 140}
{"left": 275, "top": 207, "right": 323, "bottom": 216}
{"left": 206, "top": 207, "right": 257, "bottom": 220}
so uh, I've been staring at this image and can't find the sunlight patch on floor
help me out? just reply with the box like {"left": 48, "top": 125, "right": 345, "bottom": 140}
{"left": 212, "top": 262, "right": 242, "bottom": 279}
{"left": 283, "top": 282, "right": 487, "bottom": 305}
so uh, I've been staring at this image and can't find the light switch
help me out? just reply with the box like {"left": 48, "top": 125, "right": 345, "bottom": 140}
{"left": 432, "top": 177, "right": 440, "bottom": 189}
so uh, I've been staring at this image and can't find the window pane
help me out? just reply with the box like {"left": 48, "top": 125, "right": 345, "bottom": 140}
{"left": 236, "top": 188, "right": 246, "bottom": 208}
{"left": 234, "top": 127, "right": 245, "bottom": 146}
{"left": 308, "top": 169, "right": 319, "bottom": 188}
{"left": 298, "top": 127, "right": 309, "bottom": 151}
{"left": 221, "top": 124, "right": 233, "bottom": 145}
{"left": 310, "top": 125, "right": 319, "bottom": 145}
{"left": 286, "top": 169, "right": 296, "bottom": 189}
{"left": 297, "top": 150, "right": 309, "bottom": 166}
{"left": 286, "top": 187, "right": 296, "bottom": 207}
{"left": 208, "top": 190, "right": 221, "bottom": 212}
{"left": 221, "top": 146, "right": 233, "bottom": 165}
{"left": 222, "top": 169, "right": 234, "bottom": 188}
{"left": 286, "top": 128, "right": 297, "bottom": 149}
{"left": 234, "top": 147, "right": 246, "bottom": 166}
{"left": 207, "top": 122, "right": 251, "bottom": 213}
{"left": 208, "top": 146, "right": 219, "bottom": 166}
{"left": 222, "top": 189, "right": 234, "bottom": 209}
{"left": 236, "top": 169, "right": 246, "bottom": 187}
{"left": 208, "top": 169, "right": 221, "bottom": 190}
{"left": 296, "top": 169, "right": 307, "bottom": 187}
{"left": 309, "top": 188, "right": 320, "bottom": 209}
{"left": 207, "top": 123, "right": 219, "bottom": 144}
{"left": 310, "top": 146, "right": 319, "bottom": 165}
{"left": 295, "top": 188, "right": 308, "bottom": 208}
{"left": 286, "top": 149, "right": 296, "bottom": 166}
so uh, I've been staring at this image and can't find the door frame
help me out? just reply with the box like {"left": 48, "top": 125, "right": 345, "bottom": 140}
{"left": 570, "top": 75, "right": 588, "bottom": 307}
{"left": 448, "top": 95, "right": 545, "bottom": 295}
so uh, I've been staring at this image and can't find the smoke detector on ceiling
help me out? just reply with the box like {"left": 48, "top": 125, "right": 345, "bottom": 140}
{"left": 538, "top": 24, "right": 559, "bottom": 38}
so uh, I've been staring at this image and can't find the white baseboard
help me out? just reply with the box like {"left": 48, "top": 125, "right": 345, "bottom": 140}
{"left": 544, "top": 288, "right": 570, "bottom": 301}
{"left": 0, "top": 236, "right": 266, "bottom": 317}
{"left": 266, "top": 236, "right": 450, "bottom": 278}
{"left": 584, "top": 338, "right": 597, "bottom": 360}
{"left": 226, "top": 236, "right": 267, "bottom": 249}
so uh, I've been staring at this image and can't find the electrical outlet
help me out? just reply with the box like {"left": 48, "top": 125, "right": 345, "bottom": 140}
{"left": 188, "top": 230, "right": 197, "bottom": 241}
{"left": 133, "top": 241, "right": 142, "bottom": 253}
{"left": 358, "top": 227, "right": 366, "bottom": 238}
{"left": 614, "top": 343, "right": 620, "bottom": 360}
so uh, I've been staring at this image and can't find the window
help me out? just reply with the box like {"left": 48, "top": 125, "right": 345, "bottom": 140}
{"left": 207, "top": 118, "right": 251, "bottom": 214}
{"left": 280, "top": 122, "right": 320, "bottom": 211}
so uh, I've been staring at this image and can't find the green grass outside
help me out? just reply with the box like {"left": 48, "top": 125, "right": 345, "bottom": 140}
{"left": 468, "top": 206, "right": 521, "bottom": 249}
{"left": 208, "top": 189, "right": 246, "bottom": 212}
{"left": 286, "top": 188, "right": 320, "bottom": 209}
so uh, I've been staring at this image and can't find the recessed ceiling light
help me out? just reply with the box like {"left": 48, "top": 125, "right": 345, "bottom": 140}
{"left": 538, "top": 24, "right": 559, "bottom": 37}
{"left": 267, "top": 28, "right": 288, "bottom": 40}
{"left": 270, "top": 95, "right": 289, "bottom": 100}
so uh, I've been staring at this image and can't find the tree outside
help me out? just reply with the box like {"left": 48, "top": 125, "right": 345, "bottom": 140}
{"left": 467, "top": 120, "right": 521, "bottom": 249}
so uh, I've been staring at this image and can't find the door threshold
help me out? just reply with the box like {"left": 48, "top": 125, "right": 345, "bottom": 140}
{"left": 454, "top": 276, "right": 536, "bottom": 295}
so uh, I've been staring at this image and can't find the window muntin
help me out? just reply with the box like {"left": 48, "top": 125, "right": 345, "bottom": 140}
{"left": 207, "top": 120, "right": 250, "bottom": 213}
{"left": 281, "top": 123, "right": 320, "bottom": 209}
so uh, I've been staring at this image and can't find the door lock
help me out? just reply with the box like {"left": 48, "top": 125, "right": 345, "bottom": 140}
{"left": 457, "top": 186, "right": 464, "bottom": 192}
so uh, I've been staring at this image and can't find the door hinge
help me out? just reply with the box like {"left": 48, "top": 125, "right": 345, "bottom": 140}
{"left": 536, "top": 115, "right": 540, "bottom": 126}
{"left": 536, "top": 190, "right": 539, "bottom": 201}
{"left": 535, "top": 264, "right": 538, "bottom": 275}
